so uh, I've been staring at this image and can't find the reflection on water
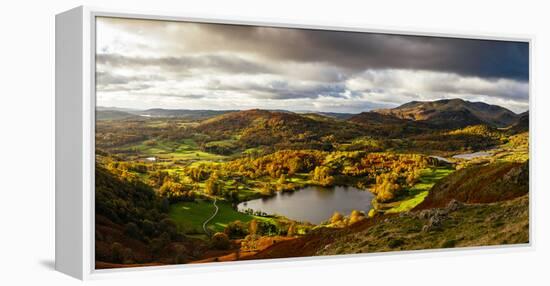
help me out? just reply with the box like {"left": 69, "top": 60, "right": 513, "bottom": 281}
{"left": 237, "top": 185, "right": 374, "bottom": 224}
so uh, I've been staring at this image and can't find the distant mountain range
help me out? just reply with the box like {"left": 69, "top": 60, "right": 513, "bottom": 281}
{"left": 95, "top": 110, "right": 137, "bottom": 120}
{"left": 373, "top": 98, "right": 520, "bottom": 128}
{"left": 137, "top": 108, "right": 235, "bottom": 119}
{"left": 96, "top": 108, "right": 237, "bottom": 121}
{"left": 97, "top": 98, "right": 526, "bottom": 130}
{"left": 96, "top": 107, "right": 356, "bottom": 121}
{"left": 507, "top": 111, "right": 529, "bottom": 133}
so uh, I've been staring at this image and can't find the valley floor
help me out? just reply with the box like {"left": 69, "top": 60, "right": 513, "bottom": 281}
{"left": 93, "top": 107, "right": 529, "bottom": 268}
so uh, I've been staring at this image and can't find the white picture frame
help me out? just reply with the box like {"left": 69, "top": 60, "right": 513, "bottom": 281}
{"left": 55, "top": 6, "right": 533, "bottom": 280}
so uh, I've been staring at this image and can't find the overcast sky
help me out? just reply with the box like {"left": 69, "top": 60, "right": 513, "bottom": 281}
{"left": 96, "top": 17, "right": 529, "bottom": 113}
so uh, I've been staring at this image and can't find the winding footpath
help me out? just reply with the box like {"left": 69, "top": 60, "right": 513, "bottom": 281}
{"left": 202, "top": 198, "right": 219, "bottom": 236}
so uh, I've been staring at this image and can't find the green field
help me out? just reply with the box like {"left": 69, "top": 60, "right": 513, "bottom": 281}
{"left": 126, "top": 138, "right": 227, "bottom": 162}
{"left": 169, "top": 199, "right": 272, "bottom": 234}
{"left": 382, "top": 167, "right": 455, "bottom": 214}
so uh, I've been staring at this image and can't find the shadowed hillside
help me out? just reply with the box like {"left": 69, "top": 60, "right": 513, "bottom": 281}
{"left": 95, "top": 163, "right": 201, "bottom": 266}
{"left": 348, "top": 111, "right": 432, "bottom": 137}
{"left": 507, "top": 111, "right": 529, "bottom": 134}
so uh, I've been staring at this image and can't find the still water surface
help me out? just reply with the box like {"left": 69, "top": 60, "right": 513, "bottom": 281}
{"left": 452, "top": 151, "right": 491, "bottom": 160}
{"left": 237, "top": 186, "right": 374, "bottom": 224}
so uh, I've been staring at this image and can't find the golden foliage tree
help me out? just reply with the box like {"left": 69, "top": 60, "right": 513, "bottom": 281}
{"left": 330, "top": 211, "right": 344, "bottom": 224}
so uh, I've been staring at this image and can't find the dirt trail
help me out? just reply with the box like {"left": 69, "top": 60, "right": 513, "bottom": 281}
{"left": 202, "top": 198, "right": 219, "bottom": 236}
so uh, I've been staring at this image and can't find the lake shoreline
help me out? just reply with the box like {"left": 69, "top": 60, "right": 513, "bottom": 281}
{"left": 237, "top": 185, "right": 375, "bottom": 225}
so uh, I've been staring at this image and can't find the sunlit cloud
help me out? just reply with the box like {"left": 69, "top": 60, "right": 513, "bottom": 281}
{"left": 96, "top": 17, "right": 529, "bottom": 113}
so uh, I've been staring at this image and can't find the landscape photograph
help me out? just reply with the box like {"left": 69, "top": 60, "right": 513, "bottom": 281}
{"left": 94, "top": 17, "right": 529, "bottom": 269}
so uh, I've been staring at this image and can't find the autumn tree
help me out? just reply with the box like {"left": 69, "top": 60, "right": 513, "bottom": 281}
{"left": 330, "top": 211, "right": 344, "bottom": 224}
{"left": 248, "top": 219, "right": 258, "bottom": 236}
{"left": 313, "top": 166, "right": 335, "bottom": 186}
{"left": 261, "top": 182, "right": 275, "bottom": 196}
{"left": 277, "top": 173, "right": 287, "bottom": 185}
{"left": 373, "top": 173, "right": 401, "bottom": 202}
{"left": 205, "top": 173, "right": 221, "bottom": 195}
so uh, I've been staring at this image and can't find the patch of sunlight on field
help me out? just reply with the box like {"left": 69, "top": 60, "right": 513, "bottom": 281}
{"left": 385, "top": 167, "right": 454, "bottom": 213}
{"left": 126, "top": 138, "right": 228, "bottom": 162}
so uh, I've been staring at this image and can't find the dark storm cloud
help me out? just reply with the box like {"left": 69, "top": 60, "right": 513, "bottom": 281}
{"left": 191, "top": 24, "right": 529, "bottom": 81}
{"left": 97, "top": 53, "right": 273, "bottom": 75}
{"left": 96, "top": 17, "right": 529, "bottom": 113}
{"left": 97, "top": 82, "right": 153, "bottom": 92}
{"left": 96, "top": 71, "right": 164, "bottom": 85}
{"left": 96, "top": 71, "right": 160, "bottom": 92}
{"left": 207, "top": 79, "right": 347, "bottom": 100}
{"left": 153, "top": 92, "right": 206, "bottom": 99}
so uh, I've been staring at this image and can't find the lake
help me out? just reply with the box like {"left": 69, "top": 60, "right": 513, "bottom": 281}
{"left": 452, "top": 151, "right": 491, "bottom": 160}
{"left": 237, "top": 186, "right": 374, "bottom": 224}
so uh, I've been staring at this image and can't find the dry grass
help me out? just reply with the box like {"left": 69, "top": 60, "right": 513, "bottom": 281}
{"left": 317, "top": 195, "right": 529, "bottom": 255}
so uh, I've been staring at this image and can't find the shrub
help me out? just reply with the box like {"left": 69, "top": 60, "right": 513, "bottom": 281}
{"left": 241, "top": 234, "right": 261, "bottom": 251}
{"left": 224, "top": 220, "right": 247, "bottom": 238}
{"left": 248, "top": 219, "right": 258, "bottom": 235}
{"left": 124, "top": 222, "right": 141, "bottom": 239}
{"left": 287, "top": 223, "right": 296, "bottom": 237}
{"left": 368, "top": 209, "right": 377, "bottom": 218}
{"left": 212, "top": 232, "right": 230, "bottom": 250}
{"left": 388, "top": 238, "right": 405, "bottom": 248}
{"left": 110, "top": 242, "right": 124, "bottom": 263}
{"left": 141, "top": 219, "right": 155, "bottom": 237}
{"left": 349, "top": 210, "right": 365, "bottom": 225}
{"left": 173, "top": 244, "right": 187, "bottom": 264}
{"left": 122, "top": 247, "right": 134, "bottom": 264}
{"left": 441, "top": 239, "right": 457, "bottom": 248}
{"left": 159, "top": 218, "right": 178, "bottom": 237}
{"left": 261, "top": 183, "right": 275, "bottom": 196}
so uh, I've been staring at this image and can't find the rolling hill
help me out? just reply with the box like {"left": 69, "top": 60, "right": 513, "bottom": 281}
{"left": 197, "top": 109, "right": 364, "bottom": 149}
{"left": 374, "top": 98, "right": 519, "bottom": 129}
{"left": 414, "top": 161, "right": 529, "bottom": 210}
{"left": 96, "top": 110, "right": 137, "bottom": 121}
{"left": 236, "top": 160, "right": 529, "bottom": 261}
{"left": 137, "top": 108, "right": 236, "bottom": 120}
{"left": 348, "top": 111, "right": 433, "bottom": 137}
{"left": 95, "top": 162, "right": 203, "bottom": 266}
{"left": 243, "top": 194, "right": 528, "bottom": 260}
{"left": 507, "top": 111, "right": 529, "bottom": 134}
